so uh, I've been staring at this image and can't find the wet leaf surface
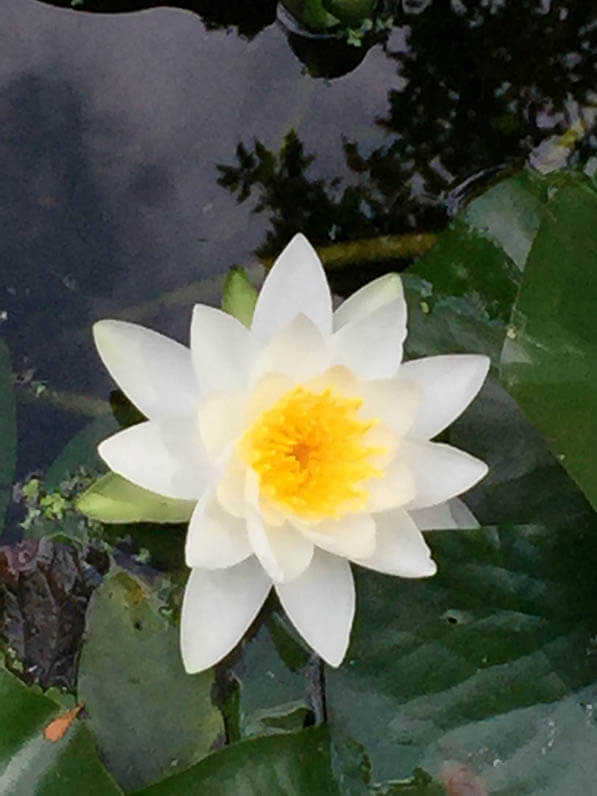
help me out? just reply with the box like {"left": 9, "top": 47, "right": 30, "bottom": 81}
{"left": 0, "top": 340, "right": 16, "bottom": 529}
{"left": 77, "top": 569, "right": 224, "bottom": 792}
{"left": 501, "top": 175, "right": 597, "bottom": 511}
{"left": 0, "top": 663, "right": 122, "bottom": 795}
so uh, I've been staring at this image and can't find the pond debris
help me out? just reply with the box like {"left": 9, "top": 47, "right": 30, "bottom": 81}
{"left": 43, "top": 703, "right": 84, "bottom": 742}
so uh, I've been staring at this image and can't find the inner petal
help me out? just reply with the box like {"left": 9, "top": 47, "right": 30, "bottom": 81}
{"left": 239, "top": 383, "right": 386, "bottom": 520}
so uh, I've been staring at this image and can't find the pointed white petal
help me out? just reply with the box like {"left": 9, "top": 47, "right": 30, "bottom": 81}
{"left": 197, "top": 392, "right": 248, "bottom": 460}
{"left": 93, "top": 320, "right": 199, "bottom": 420}
{"left": 409, "top": 501, "right": 457, "bottom": 530}
{"left": 330, "top": 298, "right": 407, "bottom": 379}
{"left": 217, "top": 456, "right": 248, "bottom": 519}
{"left": 191, "top": 305, "right": 255, "bottom": 396}
{"left": 251, "top": 235, "right": 333, "bottom": 342}
{"left": 185, "top": 493, "right": 252, "bottom": 568}
{"left": 354, "top": 508, "right": 436, "bottom": 577}
{"left": 98, "top": 419, "right": 211, "bottom": 500}
{"left": 399, "top": 354, "right": 490, "bottom": 439}
{"left": 298, "top": 513, "right": 376, "bottom": 560}
{"left": 365, "top": 455, "right": 415, "bottom": 512}
{"left": 401, "top": 439, "right": 488, "bottom": 510}
{"left": 181, "top": 558, "right": 271, "bottom": 673}
{"left": 245, "top": 469, "right": 313, "bottom": 582}
{"left": 333, "top": 273, "right": 403, "bottom": 330}
{"left": 358, "top": 378, "right": 421, "bottom": 437}
{"left": 251, "top": 314, "right": 329, "bottom": 385}
{"left": 276, "top": 549, "right": 355, "bottom": 667}
{"left": 410, "top": 498, "right": 479, "bottom": 531}
{"left": 447, "top": 497, "right": 479, "bottom": 528}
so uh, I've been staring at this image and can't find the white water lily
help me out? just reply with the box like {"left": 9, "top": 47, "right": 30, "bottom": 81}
{"left": 93, "top": 234, "right": 489, "bottom": 672}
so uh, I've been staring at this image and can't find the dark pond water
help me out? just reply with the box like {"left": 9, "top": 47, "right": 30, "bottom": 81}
{"left": 2, "top": 0, "right": 596, "bottom": 490}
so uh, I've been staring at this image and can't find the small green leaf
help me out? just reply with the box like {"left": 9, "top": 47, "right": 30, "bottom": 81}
{"left": 136, "top": 727, "right": 340, "bottom": 795}
{"left": 76, "top": 472, "right": 195, "bottom": 524}
{"left": 77, "top": 570, "right": 223, "bottom": 792}
{"left": 0, "top": 339, "right": 16, "bottom": 529}
{"left": 221, "top": 266, "right": 258, "bottom": 327}
{"left": 0, "top": 663, "right": 122, "bottom": 795}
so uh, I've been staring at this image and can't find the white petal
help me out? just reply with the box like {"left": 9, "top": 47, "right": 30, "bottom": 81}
{"left": 399, "top": 354, "right": 490, "bottom": 439}
{"left": 401, "top": 439, "right": 488, "bottom": 510}
{"left": 185, "top": 493, "right": 252, "bottom": 569}
{"left": 333, "top": 273, "right": 404, "bottom": 330}
{"left": 447, "top": 497, "right": 479, "bottom": 528}
{"left": 409, "top": 501, "right": 457, "bottom": 530}
{"left": 191, "top": 304, "right": 255, "bottom": 396}
{"left": 297, "top": 513, "right": 376, "bottom": 560}
{"left": 217, "top": 456, "right": 248, "bottom": 518}
{"left": 365, "top": 455, "right": 415, "bottom": 512}
{"left": 358, "top": 378, "right": 421, "bottom": 437}
{"left": 410, "top": 498, "right": 479, "bottom": 531}
{"left": 98, "top": 419, "right": 211, "bottom": 500}
{"left": 251, "top": 234, "right": 333, "bottom": 342}
{"left": 251, "top": 314, "right": 329, "bottom": 385}
{"left": 354, "top": 508, "right": 436, "bottom": 577}
{"left": 181, "top": 558, "right": 271, "bottom": 673}
{"left": 275, "top": 549, "right": 355, "bottom": 667}
{"left": 245, "top": 469, "right": 313, "bottom": 582}
{"left": 330, "top": 298, "right": 407, "bottom": 379}
{"left": 93, "top": 320, "right": 199, "bottom": 420}
{"left": 197, "top": 392, "right": 248, "bottom": 460}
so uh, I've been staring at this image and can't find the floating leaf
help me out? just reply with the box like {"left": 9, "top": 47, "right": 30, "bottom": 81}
{"left": 45, "top": 415, "right": 119, "bottom": 492}
{"left": 77, "top": 570, "right": 223, "bottom": 792}
{"left": 501, "top": 175, "right": 597, "bottom": 511}
{"left": 136, "top": 727, "right": 340, "bottom": 795}
{"left": 326, "top": 522, "right": 597, "bottom": 792}
{"left": 77, "top": 472, "right": 195, "bottom": 524}
{"left": 221, "top": 266, "right": 258, "bottom": 327}
{"left": 0, "top": 662, "right": 122, "bottom": 795}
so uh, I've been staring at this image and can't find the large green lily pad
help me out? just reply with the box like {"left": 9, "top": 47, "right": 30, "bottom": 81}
{"left": 77, "top": 570, "right": 223, "bottom": 792}
{"left": 501, "top": 174, "right": 597, "bottom": 511}
{"left": 0, "top": 663, "right": 122, "bottom": 795}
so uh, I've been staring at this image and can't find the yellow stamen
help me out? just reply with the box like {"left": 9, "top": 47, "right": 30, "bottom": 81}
{"left": 240, "top": 385, "right": 384, "bottom": 520}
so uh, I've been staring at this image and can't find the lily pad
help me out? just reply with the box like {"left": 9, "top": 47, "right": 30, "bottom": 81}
{"left": 326, "top": 521, "right": 597, "bottom": 793}
{"left": 136, "top": 726, "right": 340, "bottom": 795}
{"left": 0, "top": 662, "right": 122, "bottom": 795}
{"left": 501, "top": 174, "right": 597, "bottom": 511}
{"left": 77, "top": 570, "right": 223, "bottom": 792}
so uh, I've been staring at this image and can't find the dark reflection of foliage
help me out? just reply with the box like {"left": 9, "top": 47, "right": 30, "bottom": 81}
{"left": 217, "top": 130, "right": 447, "bottom": 258}
{"left": 219, "top": 1, "right": 596, "bottom": 258}
{"left": 38, "top": 0, "right": 277, "bottom": 39}
{"left": 379, "top": 0, "right": 597, "bottom": 190}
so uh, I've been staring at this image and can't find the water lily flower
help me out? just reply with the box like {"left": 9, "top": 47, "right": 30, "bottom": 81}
{"left": 93, "top": 234, "right": 489, "bottom": 672}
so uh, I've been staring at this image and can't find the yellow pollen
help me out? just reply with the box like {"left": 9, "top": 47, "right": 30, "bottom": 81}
{"left": 240, "top": 385, "right": 384, "bottom": 520}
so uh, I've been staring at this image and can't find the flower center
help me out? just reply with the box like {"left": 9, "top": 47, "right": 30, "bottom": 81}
{"left": 241, "top": 385, "right": 383, "bottom": 520}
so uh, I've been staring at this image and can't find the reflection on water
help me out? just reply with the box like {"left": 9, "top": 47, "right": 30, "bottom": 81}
{"left": 0, "top": 0, "right": 595, "bottom": 484}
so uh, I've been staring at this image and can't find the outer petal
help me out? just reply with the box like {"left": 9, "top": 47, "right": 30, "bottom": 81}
{"left": 296, "top": 513, "right": 376, "bottom": 560}
{"left": 93, "top": 320, "right": 199, "bottom": 420}
{"left": 191, "top": 304, "right": 255, "bottom": 396}
{"left": 401, "top": 439, "right": 488, "bottom": 510}
{"left": 354, "top": 508, "right": 436, "bottom": 577}
{"left": 181, "top": 558, "right": 271, "bottom": 673}
{"left": 246, "top": 470, "right": 314, "bottom": 582}
{"left": 399, "top": 354, "right": 490, "bottom": 439}
{"left": 185, "top": 493, "right": 252, "bottom": 568}
{"left": 251, "top": 234, "right": 333, "bottom": 342}
{"left": 333, "top": 273, "right": 403, "bottom": 330}
{"left": 250, "top": 314, "right": 329, "bottom": 385}
{"left": 330, "top": 298, "right": 407, "bottom": 380}
{"left": 276, "top": 549, "right": 355, "bottom": 667}
{"left": 410, "top": 498, "right": 479, "bottom": 530}
{"left": 98, "top": 419, "right": 211, "bottom": 500}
